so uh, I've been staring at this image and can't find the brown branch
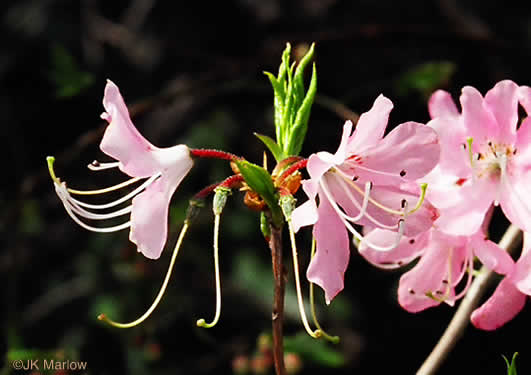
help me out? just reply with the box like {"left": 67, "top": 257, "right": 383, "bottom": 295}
{"left": 269, "top": 223, "right": 286, "bottom": 375}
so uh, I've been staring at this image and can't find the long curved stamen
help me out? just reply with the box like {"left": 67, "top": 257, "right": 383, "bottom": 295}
{"left": 286, "top": 220, "right": 320, "bottom": 339}
{"left": 68, "top": 177, "right": 142, "bottom": 196}
{"left": 87, "top": 160, "right": 120, "bottom": 171}
{"left": 453, "top": 254, "right": 474, "bottom": 301}
{"left": 98, "top": 222, "right": 189, "bottom": 328}
{"left": 334, "top": 169, "right": 404, "bottom": 216}
{"left": 405, "top": 183, "right": 428, "bottom": 215}
{"left": 320, "top": 178, "right": 404, "bottom": 251}
{"left": 335, "top": 170, "right": 428, "bottom": 218}
{"left": 309, "top": 238, "right": 340, "bottom": 344}
{"left": 59, "top": 198, "right": 131, "bottom": 233}
{"left": 197, "top": 214, "right": 222, "bottom": 328}
{"left": 54, "top": 184, "right": 133, "bottom": 221}
{"left": 466, "top": 137, "right": 475, "bottom": 169}
{"left": 66, "top": 197, "right": 132, "bottom": 220}
{"left": 69, "top": 174, "right": 160, "bottom": 210}
{"left": 331, "top": 176, "right": 398, "bottom": 230}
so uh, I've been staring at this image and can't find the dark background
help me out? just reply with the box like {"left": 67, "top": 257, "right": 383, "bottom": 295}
{"left": 1, "top": 0, "right": 530, "bottom": 374}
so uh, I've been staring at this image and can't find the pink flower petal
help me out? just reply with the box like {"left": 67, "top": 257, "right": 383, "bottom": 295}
{"left": 398, "top": 231, "right": 453, "bottom": 312}
{"left": 354, "top": 122, "right": 440, "bottom": 185}
{"left": 512, "top": 232, "right": 531, "bottom": 295}
{"left": 347, "top": 95, "right": 393, "bottom": 152}
{"left": 518, "top": 85, "right": 531, "bottom": 113}
{"left": 100, "top": 80, "right": 161, "bottom": 178}
{"left": 484, "top": 80, "right": 518, "bottom": 145}
{"left": 429, "top": 177, "right": 495, "bottom": 236}
{"left": 291, "top": 199, "right": 318, "bottom": 233}
{"left": 359, "top": 229, "right": 428, "bottom": 269}
{"left": 514, "top": 117, "right": 531, "bottom": 169}
{"left": 471, "top": 277, "right": 526, "bottom": 330}
{"left": 428, "top": 90, "right": 459, "bottom": 118}
{"left": 306, "top": 191, "right": 350, "bottom": 304}
{"left": 427, "top": 117, "right": 470, "bottom": 178}
{"left": 129, "top": 178, "right": 172, "bottom": 259}
{"left": 499, "top": 168, "right": 531, "bottom": 233}
{"left": 471, "top": 234, "right": 515, "bottom": 275}
{"left": 460, "top": 86, "right": 499, "bottom": 144}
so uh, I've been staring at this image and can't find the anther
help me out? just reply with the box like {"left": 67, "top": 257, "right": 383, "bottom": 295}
{"left": 401, "top": 199, "right": 407, "bottom": 209}
{"left": 408, "top": 288, "right": 415, "bottom": 295}
{"left": 353, "top": 176, "right": 359, "bottom": 181}
{"left": 409, "top": 239, "right": 415, "bottom": 244}
{"left": 399, "top": 170, "right": 406, "bottom": 177}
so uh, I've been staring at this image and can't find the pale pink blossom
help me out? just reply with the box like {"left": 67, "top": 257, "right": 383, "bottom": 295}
{"left": 471, "top": 232, "right": 531, "bottom": 330}
{"left": 360, "top": 226, "right": 514, "bottom": 313}
{"left": 292, "top": 95, "right": 440, "bottom": 303}
{"left": 426, "top": 81, "right": 531, "bottom": 235}
{"left": 51, "top": 80, "right": 193, "bottom": 259}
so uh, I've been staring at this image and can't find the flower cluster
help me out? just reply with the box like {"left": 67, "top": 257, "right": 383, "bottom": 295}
{"left": 351, "top": 80, "right": 531, "bottom": 329}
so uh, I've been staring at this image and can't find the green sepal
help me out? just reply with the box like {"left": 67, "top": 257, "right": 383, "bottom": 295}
{"left": 254, "top": 133, "right": 284, "bottom": 162}
{"left": 233, "top": 159, "right": 283, "bottom": 227}
{"left": 286, "top": 62, "right": 317, "bottom": 156}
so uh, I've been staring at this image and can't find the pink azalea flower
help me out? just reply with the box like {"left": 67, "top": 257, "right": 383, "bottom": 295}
{"left": 360, "top": 226, "right": 514, "bottom": 313}
{"left": 471, "top": 232, "right": 531, "bottom": 330}
{"left": 51, "top": 80, "right": 193, "bottom": 259}
{"left": 291, "top": 95, "right": 440, "bottom": 303}
{"left": 426, "top": 81, "right": 531, "bottom": 235}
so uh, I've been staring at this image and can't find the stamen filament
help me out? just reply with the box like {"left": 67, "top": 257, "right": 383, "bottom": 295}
{"left": 319, "top": 178, "right": 404, "bottom": 251}
{"left": 466, "top": 137, "right": 475, "bottom": 168}
{"left": 98, "top": 222, "right": 189, "bottom": 328}
{"left": 197, "top": 214, "right": 222, "bottom": 328}
{"left": 87, "top": 161, "right": 120, "bottom": 171}
{"left": 334, "top": 169, "right": 404, "bottom": 216}
{"left": 287, "top": 220, "right": 321, "bottom": 339}
{"left": 309, "top": 238, "right": 340, "bottom": 344}
{"left": 68, "top": 176, "right": 143, "bottom": 195}
{"left": 69, "top": 174, "right": 160, "bottom": 210}
{"left": 59, "top": 195, "right": 131, "bottom": 233}
{"left": 332, "top": 176, "right": 398, "bottom": 230}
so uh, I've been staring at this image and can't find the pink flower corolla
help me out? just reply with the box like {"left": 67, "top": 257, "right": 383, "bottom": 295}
{"left": 360, "top": 225, "right": 514, "bottom": 313}
{"left": 471, "top": 232, "right": 531, "bottom": 330}
{"left": 291, "top": 95, "right": 440, "bottom": 304}
{"left": 426, "top": 80, "right": 531, "bottom": 235}
{"left": 51, "top": 80, "right": 193, "bottom": 259}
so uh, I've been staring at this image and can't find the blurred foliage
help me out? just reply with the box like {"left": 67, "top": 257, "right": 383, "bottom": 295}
{"left": 284, "top": 332, "right": 345, "bottom": 368}
{"left": 395, "top": 61, "right": 456, "bottom": 98}
{"left": 49, "top": 44, "right": 94, "bottom": 98}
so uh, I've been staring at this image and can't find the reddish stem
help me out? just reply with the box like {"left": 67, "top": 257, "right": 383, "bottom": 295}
{"left": 269, "top": 224, "right": 286, "bottom": 375}
{"left": 190, "top": 148, "right": 241, "bottom": 161}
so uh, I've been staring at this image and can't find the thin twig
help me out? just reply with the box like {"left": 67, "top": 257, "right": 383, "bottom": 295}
{"left": 417, "top": 224, "right": 522, "bottom": 375}
{"left": 269, "top": 223, "right": 286, "bottom": 375}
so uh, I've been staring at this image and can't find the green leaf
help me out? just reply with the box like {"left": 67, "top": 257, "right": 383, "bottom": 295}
{"left": 293, "top": 43, "right": 315, "bottom": 107}
{"left": 284, "top": 332, "right": 345, "bottom": 368}
{"left": 395, "top": 61, "right": 456, "bottom": 97}
{"left": 233, "top": 159, "right": 282, "bottom": 226}
{"left": 503, "top": 352, "right": 518, "bottom": 375}
{"left": 287, "top": 63, "right": 317, "bottom": 156}
{"left": 254, "top": 133, "right": 284, "bottom": 162}
{"left": 264, "top": 71, "right": 286, "bottom": 144}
